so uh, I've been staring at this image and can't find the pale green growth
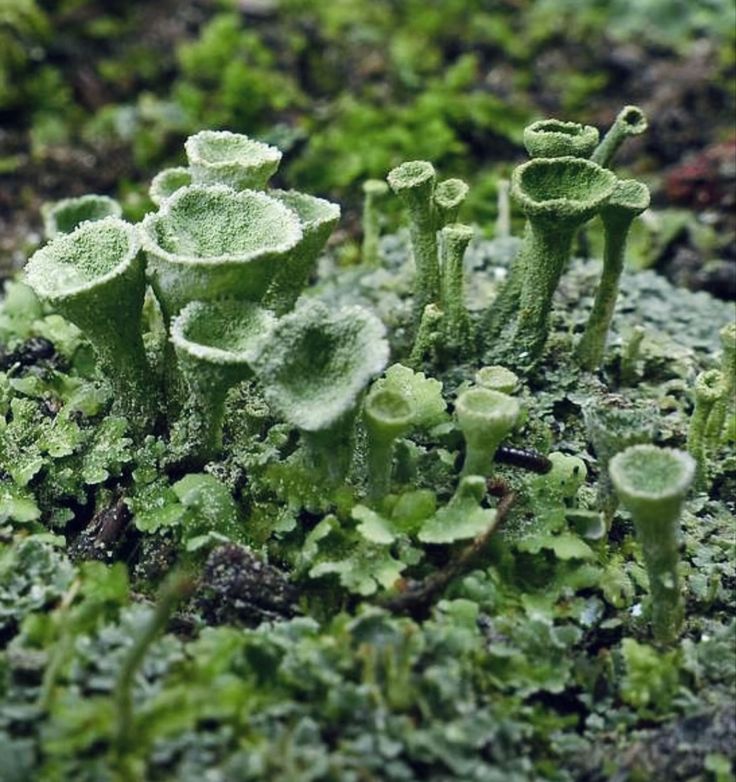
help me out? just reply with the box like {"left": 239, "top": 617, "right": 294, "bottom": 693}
{"left": 24, "top": 217, "right": 157, "bottom": 427}
{"left": 439, "top": 223, "right": 474, "bottom": 353}
{"left": 583, "top": 402, "right": 657, "bottom": 527}
{"left": 361, "top": 179, "right": 389, "bottom": 267}
{"left": 456, "top": 387, "right": 519, "bottom": 477}
{"left": 577, "top": 179, "right": 650, "bottom": 371}
{"left": 523, "top": 119, "right": 599, "bottom": 159}
{"left": 363, "top": 385, "right": 415, "bottom": 501}
{"left": 418, "top": 476, "right": 496, "bottom": 544}
{"left": 509, "top": 156, "right": 617, "bottom": 363}
{"left": 149, "top": 166, "right": 192, "bottom": 206}
{"left": 387, "top": 160, "right": 438, "bottom": 325}
{"left": 620, "top": 325, "right": 646, "bottom": 386}
{"left": 170, "top": 300, "right": 275, "bottom": 464}
{"left": 610, "top": 445, "right": 695, "bottom": 644}
{"left": 185, "top": 130, "right": 282, "bottom": 190}
{"left": 705, "top": 323, "right": 736, "bottom": 446}
{"left": 372, "top": 363, "right": 448, "bottom": 430}
{"left": 495, "top": 179, "right": 511, "bottom": 239}
{"left": 262, "top": 189, "right": 341, "bottom": 314}
{"left": 434, "top": 178, "right": 469, "bottom": 227}
{"left": 687, "top": 369, "right": 726, "bottom": 491}
{"left": 408, "top": 303, "right": 443, "bottom": 368}
{"left": 482, "top": 224, "right": 528, "bottom": 344}
{"left": 591, "top": 105, "right": 648, "bottom": 168}
{"left": 42, "top": 194, "right": 122, "bottom": 239}
{"left": 252, "top": 300, "right": 389, "bottom": 483}
{"left": 140, "top": 184, "right": 302, "bottom": 321}
{"left": 475, "top": 365, "right": 519, "bottom": 394}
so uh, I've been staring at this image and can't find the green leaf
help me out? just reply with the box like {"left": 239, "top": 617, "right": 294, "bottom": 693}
{"left": 0, "top": 482, "right": 41, "bottom": 523}
{"left": 418, "top": 476, "right": 495, "bottom": 544}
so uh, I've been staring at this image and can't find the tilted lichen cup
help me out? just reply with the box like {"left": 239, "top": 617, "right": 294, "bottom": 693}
{"left": 24, "top": 216, "right": 157, "bottom": 427}
{"left": 609, "top": 445, "right": 695, "bottom": 644}
{"left": 170, "top": 299, "right": 275, "bottom": 465}
{"left": 509, "top": 156, "right": 617, "bottom": 363}
{"left": 434, "top": 178, "right": 469, "bottom": 227}
{"left": 139, "top": 184, "right": 303, "bottom": 321}
{"left": 42, "top": 194, "right": 122, "bottom": 239}
{"left": 262, "top": 190, "right": 341, "bottom": 315}
{"left": 456, "top": 388, "right": 519, "bottom": 477}
{"left": 523, "top": 119, "right": 599, "bottom": 159}
{"left": 687, "top": 369, "right": 726, "bottom": 491}
{"left": 252, "top": 299, "right": 389, "bottom": 483}
{"left": 591, "top": 105, "right": 648, "bottom": 168}
{"left": 149, "top": 167, "right": 192, "bottom": 207}
{"left": 185, "top": 130, "right": 282, "bottom": 190}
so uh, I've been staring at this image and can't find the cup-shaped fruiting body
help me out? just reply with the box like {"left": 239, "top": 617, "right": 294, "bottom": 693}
{"left": 705, "top": 323, "right": 736, "bottom": 446}
{"left": 42, "top": 194, "right": 122, "bottom": 239}
{"left": 262, "top": 190, "right": 341, "bottom": 315}
{"left": 591, "top": 105, "right": 648, "bottom": 168}
{"left": 361, "top": 179, "right": 389, "bottom": 267}
{"left": 252, "top": 300, "right": 389, "bottom": 483}
{"left": 509, "top": 156, "right": 617, "bottom": 363}
{"left": 363, "top": 385, "right": 415, "bottom": 501}
{"left": 583, "top": 402, "right": 657, "bottom": 527}
{"left": 609, "top": 445, "right": 695, "bottom": 644}
{"left": 523, "top": 119, "right": 599, "bottom": 159}
{"left": 185, "top": 130, "right": 282, "bottom": 190}
{"left": 439, "top": 223, "right": 474, "bottom": 353}
{"left": 149, "top": 167, "right": 192, "bottom": 207}
{"left": 408, "top": 303, "right": 444, "bottom": 369}
{"left": 24, "top": 217, "right": 156, "bottom": 427}
{"left": 434, "top": 178, "right": 469, "bottom": 227}
{"left": 140, "top": 185, "right": 302, "bottom": 321}
{"left": 455, "top": 388, "right": 519, "bottom": 477}
{"left": 387, "top": 160, "right": 438, "bottom": 325}
{"left": 475, "top": 365, "right": 519, "bottom": 395}
{"left": 170, "top": 300, "right": 275, "bottom": 465}
{"left": 576, "top": 179, "right": 650, "bottom": 371}
{"left": 687, "top": 369, "right": 726, "bottom": 491}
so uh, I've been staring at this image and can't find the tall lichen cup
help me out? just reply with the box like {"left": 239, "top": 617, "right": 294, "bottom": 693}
{"left": 252, "top": 300, "right": 389, "bottom": 484}
{"left": 185, "top": 130, "right": 282, "bottom": 190}
{"left": 170, "top": 300, "right": 275, "bottom": 465}
{"left": 42, "top": 194, "right": 122, "bottom": 239}
{"left": 456, "top": 388, "right": 519, "bottom": 477}
{"left": 24, "top": 217, "right": 157, "bottom": 428}
{"left": 577, "top": 179, "right": 650, "bottom": 371}
{"left": 433, "top": 178, "right": 469, "bottom": 227}
{"left": 439, "top": 223, "right": 474, "bottom": 353}
{"left": 509, "top": 156, "right": 617, "bottom": 364}
{"left": 262, "top": 190, "right": 341, "bottom": 315}
{"left": 609, "top": 445, "right": 695, "bottom": 644}
{"left": 523, "top": 119, "right": 599, "bottom": 159}
{"left": 139, "top": 184, "right": 303, "bottom": 321}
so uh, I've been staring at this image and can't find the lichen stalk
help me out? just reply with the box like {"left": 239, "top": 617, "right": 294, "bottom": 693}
{"left": 687, "top": 369, "right": 726, "bottom": 491}
{"left": 704, "top": 323, "right": 736, "bottom": 447}
{"left": 591, "top": 105, "right": 648, "bottom": 168}
{"left": 361, "top": 179, "right": 389, "bottom": 267}
{"left": 440, "top": 223, "right": 474, "bottom": 353}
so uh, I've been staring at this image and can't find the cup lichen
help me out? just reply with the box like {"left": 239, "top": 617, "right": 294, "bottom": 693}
{"left": 523, "top": 119, "right": 599, "bottom": 159}
{"left": 42, "top": 194, "right": 122, "bottom": 239}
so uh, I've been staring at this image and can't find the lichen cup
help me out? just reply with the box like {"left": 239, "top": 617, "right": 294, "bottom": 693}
{"left": 185, "top": 130, "right": 282, "bottom": 190}
{"left": 42, "top": 194, "right": 122, "bottom": 239}
{"left": 25, "top": 216, "right": 157, "bottom": 428}
{"left": 456, "top": 388, "right": 519, "bottom": 477}
{"left": 609, "top": 445, "right": 695, "bottom": 644}
{"left": 170, "top": 299, "right": 275, "bottom": 465}
{"left": 139, "top": 184, "right": 303, "bottom": 322}
{"left": 149, "top": 167, "right": 192, "bottom": 206}
{"left": 523, "top": 119, "right": 599, "bottom": 159}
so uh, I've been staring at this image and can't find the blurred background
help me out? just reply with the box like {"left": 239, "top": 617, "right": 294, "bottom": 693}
{"left": 1, "top": 0, "right": 734, "bottom": 297}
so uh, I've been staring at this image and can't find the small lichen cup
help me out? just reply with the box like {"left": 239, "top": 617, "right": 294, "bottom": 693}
{"left": 609, "top": 445, "right": 695, "bottom": 644}
{"left": 185, "top": 130, "right": 282, "bottom": 190}
{"left": 523, "top": 119, "right": 599, "bottom": 159}
{"left": 475, "top": 365, "right": 519, "bottom": 395}
{"left": 149, "top": 167, "right": 192, "bottom": 207}
{"left": 170, "top": 299, "right": 275, "bottom": 465}
{"left": 139, "top": 184, "right": 303, "bottom": 321}
{"left": 434, "top": 178, "right": 469, "bottom": 227}
{"left": 591, "top": 105, "right": 648, "bottom": 168}
{"left": 24, "top": 216, "right": 157, "bottom": 428}
{"left": 456, "top": 388, "right": 519, "bottom": 477}
{"left": 42, "top": 194, "right": 122, "bottom": 239}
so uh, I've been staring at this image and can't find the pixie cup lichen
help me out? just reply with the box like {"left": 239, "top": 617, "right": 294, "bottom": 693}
{"left": 455, "top": 388, "right": 519, "bottom": 477}
{"left": 705, "top": 322, "right": 736, "bottom": 446}
{"left": 185, "top": 130, "right": 282, "bottom": 190}
{"left": 577, "top": 178, "right": 650, "bottom": 371}
{"left": 140, "top": 184, "right": 302, "bottom": 321}
{"left": 363, "top": 385, "right": 415, "bottom": 501}
{"left": 439, "top": 223, "right": 474, "bottom": 353}
{"left": 149, "top": 167, "right": 192, "bottom": 207}
{"left": 263, "top": 190, "right": 341, "bottom": 315}
{"left": 42, "top": 194, "right": 122, "bottom": 239}
{"left": 170, "top": 299, "right": 275, "bottom": 465}
{"left": 434, "top": 178, "right": 469, "bottom": 228}
{"left": 591, "top": 105, "right": 648, "bottom": 168}
{"left": 687, "top": 369, "right": 726, "bottom": 490}
{"left": 509, "top": 156, "right": 617, "bottom": 363}
{"left": 609, "top": 445, "right": 695, "bottom": 644}
{"left": 475, "top": 365, "right": 519, "bottom": 395}
{"left": 523, "top": 119, "right": 599, "bottom": 159}
{"left": 252, "top": 300, "right": 389, "bottom": 483}
{"left": 24, "top": 216, "right": 157, "bottom": 427}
